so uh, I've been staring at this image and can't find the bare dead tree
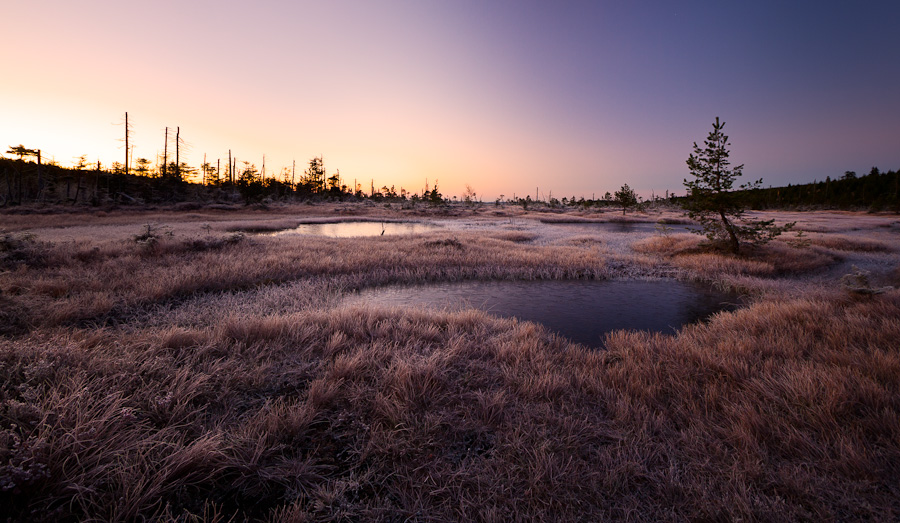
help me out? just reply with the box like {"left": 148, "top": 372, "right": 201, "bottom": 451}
{"left": 162, "top": 127, "right": 168, "bottom": 178}
{"left": 36, "top": 149, "right": 43, "bottom": 201}
{"left": 175, "top": 126, "right": 180, "bottom": 180}
{"left": 124, "top": 112, "right": 130, "bottom": 175}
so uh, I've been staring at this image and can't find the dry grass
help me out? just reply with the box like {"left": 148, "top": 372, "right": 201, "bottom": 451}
{"left": 2, "top": 206, "right": 900, "bottom": 521}
{"left": 633, "top": 233, "right": 838, "bottom": 277}
{"left": 3, "top": 294, "right": 899, "bottom": 521}
{"left": 488, "top": 231, "right": 538, "bottom": 243}
{"left": 632, "top": 233, "right": 704, "bottom": 257}
{"left": 0, "top": 231, "right": 615, "bottom": 329}
{"left": 807, "top": 234, "right": 893, "bottom": 252}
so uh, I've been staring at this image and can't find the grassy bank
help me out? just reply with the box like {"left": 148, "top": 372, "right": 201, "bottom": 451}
{"left": 1, "top": 207, "right": 899, "bottom": 521}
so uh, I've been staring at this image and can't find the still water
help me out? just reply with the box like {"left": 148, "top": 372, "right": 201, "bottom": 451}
{"left": 554, "top": 222, "right": 698, "bottom": 234}
{"left": 346, "top": 280, "right": 739, "bottom": 348}
{"left": 275, "top": 221, "right": 443, "bottom": 238}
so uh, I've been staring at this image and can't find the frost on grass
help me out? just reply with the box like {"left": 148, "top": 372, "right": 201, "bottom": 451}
{"left": 1, "top": 207, "right": 900, "bottom": 521}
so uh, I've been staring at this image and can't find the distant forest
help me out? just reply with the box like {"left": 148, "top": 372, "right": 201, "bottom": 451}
{"left": 732, "top": 167, "right": 900, "bottom": 211}
{"left": 1, "top": 147, "right": 898, "bottom": 211}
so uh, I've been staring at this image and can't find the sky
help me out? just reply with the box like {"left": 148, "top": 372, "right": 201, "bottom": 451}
{"left": 2, "top": 1, "right": 899, "bottom": 200}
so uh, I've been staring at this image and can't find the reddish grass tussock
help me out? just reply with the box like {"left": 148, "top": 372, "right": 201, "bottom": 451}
{"left": 632, "top": 232, "right": 704, "bottom": 256}
{"left": 671, "top": 252, "right": 776, "bottom": 276}
{"left": 633, "top": 233, "right": 836, "bottom": 277}
{"left": 489, "top": 231, "right": 537, "bottom": 243}
{"left": 566, "top": 235, "right": 605, "bottom": 246}
{"left": 808, "top": 234, "right": 893, "bottom": 252}
{"left": 742, "top": 242, "right": 836, "bottom": 274}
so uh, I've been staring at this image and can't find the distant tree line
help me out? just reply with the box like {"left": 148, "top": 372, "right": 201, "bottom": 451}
{"left": 0, "top": 149, "right": 443, "bottom": 207}
{"left": 3, "top": 143, "right": 896, "bottom": 211}
{"left": 729, "top": 167, "right": 900, "bottom": 211}
{"left": 0, "top": 144, "right": 661, "bottom": 210}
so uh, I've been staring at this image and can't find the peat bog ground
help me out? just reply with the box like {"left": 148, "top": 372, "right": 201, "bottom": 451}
{"left": 2, "top": 202, "right": 899, "bottom": 521}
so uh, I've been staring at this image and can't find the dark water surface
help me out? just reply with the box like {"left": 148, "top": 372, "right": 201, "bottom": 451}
{"left": 347, "top": 280, "right": 740, "bottom": 348}
{"left": 552, "top": 222, "right": 698, "bottom": 234}
{"left": 275, "top": 221, "right": 443, "bottom": 238}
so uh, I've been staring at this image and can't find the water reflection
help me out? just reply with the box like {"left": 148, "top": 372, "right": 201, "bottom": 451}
{"left": 346, "top": 280, "right": 739, "bottom": 348}
{"left": 274, "top": 221, "right": 442, "bottom": 238}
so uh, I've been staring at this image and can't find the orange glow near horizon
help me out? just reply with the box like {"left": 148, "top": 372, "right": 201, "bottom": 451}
{"left": 2, "top": 2, "right": 898, "bottom": 201}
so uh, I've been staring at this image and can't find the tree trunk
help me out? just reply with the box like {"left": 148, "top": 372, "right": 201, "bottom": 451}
{"left": 162, "top": 127, "right": 168, "bottom": 178}
{"left": 4, "top": 166, "right": 12, "bottom": 204}
{"left": 175, "top": 126, "right": 180, "bottom": 180}
{"left": 36, "top": 150, "right": 44, "bottom": 200}
{"left": 73, "top": 176, "right": 83, "bottom": 204}
{"left": 124, "top": 112, "right": 129, "bottom": 175}
{"left": 720, "top": 210, "right": 740, "bottom": 254}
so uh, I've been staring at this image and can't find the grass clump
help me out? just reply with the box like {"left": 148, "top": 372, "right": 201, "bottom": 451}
{"left": 132, "top": 223, "right": 173, "bottom": 246}
{"left": 490, "top": 231, "right": 537, "bottom": 243}
{"left": 633, "top": 233, "right": 836, "bottom": 277}
{"left": 0, "top": 293, "right": 30, "bottom": 335}
{"left": 0, "top": 232, "right": 45, "bottom": 270}
{"left": 809, "top": 234, "right": 893, "bottom": 252}
{"left": 423, "top": 237, "right": 464, "bottom": 249}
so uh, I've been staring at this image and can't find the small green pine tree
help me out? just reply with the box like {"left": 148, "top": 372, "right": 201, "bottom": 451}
{"left": 684, "top": 117, "right": 793, "bottom": 254}
{"left": 614, "top": 184, "right": 638, "bottom": 215}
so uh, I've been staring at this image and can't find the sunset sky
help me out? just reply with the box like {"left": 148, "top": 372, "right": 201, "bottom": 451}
{"left": 3, "top": 1, "right": 899, "bottom": 199}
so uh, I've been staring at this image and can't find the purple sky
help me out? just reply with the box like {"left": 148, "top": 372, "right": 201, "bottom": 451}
{"left": 2, "top": 1, "right": 898, "bottom": 199}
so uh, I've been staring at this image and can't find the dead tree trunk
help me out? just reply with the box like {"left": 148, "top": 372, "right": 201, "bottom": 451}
{"left": 16, "top": 165, "right": 22, "bottom": 204}
{"left": 175, "top": 126, "right": 180, "bottom": 180}
{"left": 73, "top": 176, "right": 83, "bottom": 204}
{"left": 36, "top": 150, "right": 44, "bottom": 201}
{"left": 162, "top": 127, "right": 168, "bottom": 178}
{"left": 124, "top": 112, "right": 130, "bottom": 175}
{"left": 4, "top": 165, "right": 13, "bottom": 205}
{"left": 94, "top": 161, "right": 101, "bottom": 203}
